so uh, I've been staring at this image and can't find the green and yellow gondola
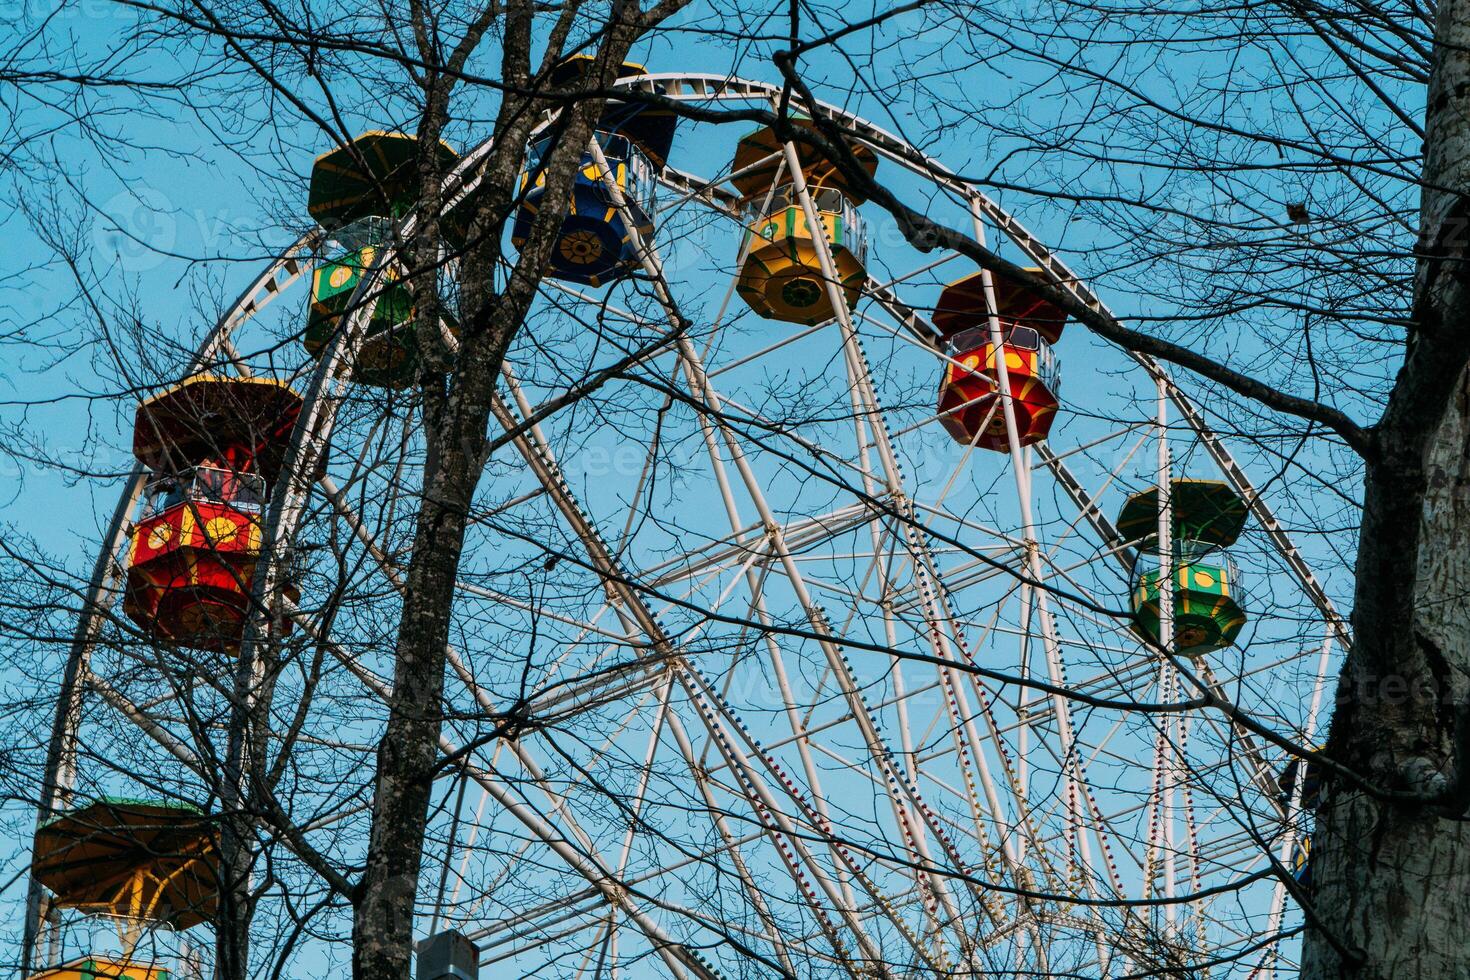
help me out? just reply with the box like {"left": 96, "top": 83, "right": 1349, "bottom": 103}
{"left": 304, "top": 133, "right": 464, "bottom": 387}
{"left": 1118, "top": 479, "right": 1249, "bottom": 655}
{"left": 307, "top": 131, "right": 460, "bottom": 229}
{"left": 1130, "top": 558, "right": 1247, "bottom": 655}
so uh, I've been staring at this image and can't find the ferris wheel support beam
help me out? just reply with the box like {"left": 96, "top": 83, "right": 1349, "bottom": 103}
{"left": 644, "top": 72, "right": 1347, "bottom": 654}
{"left": 495, "top": 309, "right": 928, "bottom": 974}
{"left": 782, "top": 157, "right": 1023, "bottom": 946}
{"left": 966, "top": 201, "right": 1120, "bottom": 968}
{"left": 680, "top": 406, "right": 865, "bottom": 914}
{"left": 608, "top": 140, "right": 995, "bottom": 965}
{"left": 658, "top": 711, "right": 803, "bottom": 977}
{"left": 1155, "top": 379, "right": 1180, "bottom": 933}
{"left": 777, "top": 138, "right": 1056, "bottom": 955}
{"left": 1253, "top": 623, "right": 1337, "bottom": 977}
{"left": 655, "top": 138, "right": 1081, "bottom": 963}
{"left": 646, "top": 170, "right": 890, "bottom": 917}
{"left": 22, "top": 234, "right": 315, "bottom": 979}
{"left": 659, "top": 710, "right": 854, "bottom": 977}
{"left": 584, "top": 136, "right": 978, "bottom": 970}
{"left": 480, "top": 337, "right": 917, "bottom": 971}
{"left": 840, "top": 251, "right": 1031, "bottom": 842}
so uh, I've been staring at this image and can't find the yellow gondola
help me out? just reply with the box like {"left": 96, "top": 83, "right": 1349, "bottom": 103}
{"left": 731, "top": 120, "right": 876, "bottom": 325}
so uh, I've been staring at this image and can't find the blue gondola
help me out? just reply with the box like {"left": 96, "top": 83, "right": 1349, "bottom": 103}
{"left": 511, "top": 132, "right": 658, "bottom": 287}
{"left": 511, "top": 58, "right": 675, "bottom": 287}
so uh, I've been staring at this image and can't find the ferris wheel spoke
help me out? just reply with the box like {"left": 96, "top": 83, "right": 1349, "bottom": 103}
{"left": 661, "top": 710, "right": 893, "bottom": 977}
{"left": 635, "top": 504, "right": 872, "bottom": 593}
{"left": 789, "top": 205, "right": 1035, "bottom": 931}
{"left": 319, "top": 470, "right": 644, "bottom": 653}
{"left": 676, "top": 314, "right": 1046, "bottom": 940}
{"left": 31, "top": 81, "right": 1360, "bottom": 978}
{"left": 659, "top": 712, "right": 806, "bottom": 976}
{"left": 746, "top": 147, "right": 1046, "bottom": 955}
{"left": 900, "top": 567, "right": 1064, "bottom": 894}
{"left": 669, "top": 370, "right": 884, "bottom": 917}
{"left": 681, "top": 664, "right": 960, "bottom": 974}
{"left": 671, "top": 355, "right": 981, "bottom": 958}
{"left": 323, "top": 468, "right": 695, "bottom": 737}
{"left": 304, "top": 440, "right": 759, "bottom": 971}
{"left": 485, "top": 312, "right": 946, "bottom": 970}
{"left": 940, "top": 208, "right": 1118, "bottom": 964}
{"left": 586, "top": 142, "right": 1010, "bottom": 968}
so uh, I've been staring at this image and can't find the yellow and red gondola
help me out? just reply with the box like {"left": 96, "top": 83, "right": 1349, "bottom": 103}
{"left": 123, "top": 376, "right": 302, "bottom": 653}
{"left": 937, "top": 325, "right": 1061, "bottom": 451}
{"left": 933, "top": 266, "right": 1066, "bottom": 451}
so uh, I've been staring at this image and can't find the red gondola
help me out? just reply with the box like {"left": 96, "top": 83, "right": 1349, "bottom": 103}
{"left": 934, "top": 267, "right": 1066, "bottom": 452}
{"left": 123, "top": 376, "right": 302, "bottom": 652}
{"left": 937, "top": 326, "right": 1060, "bottom": 451}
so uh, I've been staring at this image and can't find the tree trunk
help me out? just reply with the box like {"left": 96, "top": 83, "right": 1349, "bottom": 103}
{"left": 1301, "top": 0, "right": 1470, "bottom": 974}
{"left": 349, "top": 338, "right": 500, "bottom": 979}
{"left": 349, "top": 12, "right": 660, "bottom": 974}
{"left": 1302, "top": 417, "right": 1470, "bottom": 977}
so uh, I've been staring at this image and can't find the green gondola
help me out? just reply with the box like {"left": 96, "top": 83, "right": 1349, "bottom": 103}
{"left": 1118, "top": 479, "right": 1249, "bottom": 655}
{"left": 1130, "top": 558, "right": 1247, "bottom": 655}
{"left": 307, "top": 131, "right": 460, "bottom": 229}
{"left": 305, "top": 134, "right": 462, "bottom": 387}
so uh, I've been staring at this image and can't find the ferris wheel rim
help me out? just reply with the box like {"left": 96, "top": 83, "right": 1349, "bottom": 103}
{"left": 26, "top": 76, "right": 1343, "bottom": 978}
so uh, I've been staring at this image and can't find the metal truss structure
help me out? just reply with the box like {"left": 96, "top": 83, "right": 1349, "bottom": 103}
{"left": 25, "top": 75, "right": 1344, "bottom": 979}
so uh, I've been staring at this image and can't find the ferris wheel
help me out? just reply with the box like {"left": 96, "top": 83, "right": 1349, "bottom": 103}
{"left": 21, "top": 68, "right": 1350, "bottom": 980}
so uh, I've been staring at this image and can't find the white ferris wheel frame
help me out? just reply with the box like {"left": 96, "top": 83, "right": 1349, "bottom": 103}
{"left": 24, "top": 73, "right": 1349, "bottom": 980}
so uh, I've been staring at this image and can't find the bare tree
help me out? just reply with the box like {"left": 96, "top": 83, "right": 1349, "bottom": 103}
{"left": 5, "top": 0, "right": 1469, "bottom": 978}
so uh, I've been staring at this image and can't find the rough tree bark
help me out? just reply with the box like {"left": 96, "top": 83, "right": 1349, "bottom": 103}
{"left": 348, "top": 3, "right": 684, "bottom": 977}
{"left": 1302, "top": 0, "right": 1470, "bottom": 975}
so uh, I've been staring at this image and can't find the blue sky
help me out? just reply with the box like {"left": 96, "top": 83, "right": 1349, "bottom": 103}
{"left": 0, "top": 0, "right": 1396, "bottom": 973}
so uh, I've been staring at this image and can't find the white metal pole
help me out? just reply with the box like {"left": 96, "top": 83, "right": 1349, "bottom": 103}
{"left": 1156, "top": 376, "right": 1178, "bottom": 932}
